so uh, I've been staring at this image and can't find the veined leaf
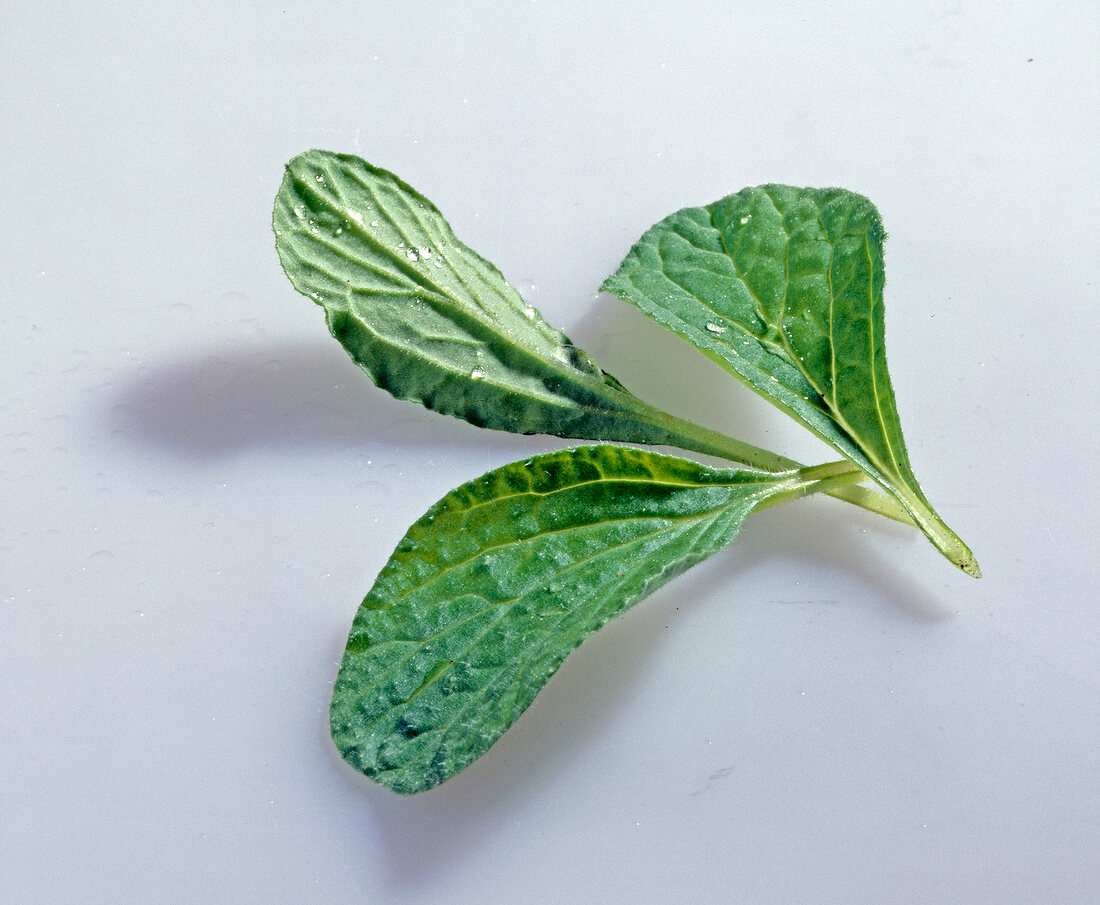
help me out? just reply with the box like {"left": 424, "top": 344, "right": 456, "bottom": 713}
{"left": 330, "top": 444, "right": 825, "bottom": 794}
{"left": 274, "top": 150, "right": 688, "bottom": 447}
{"left": 601, "top": 186, "right": 979, "bottom": 576}
{"left": 274, "top": 150, "right": 905, "bottom": 520}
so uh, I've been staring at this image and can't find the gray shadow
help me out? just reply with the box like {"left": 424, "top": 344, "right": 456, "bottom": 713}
{"left": 743, "top": 501, "right": 953, "bottom": 622}
{"left": 110, "top": 339, "right": 548, "bottom": 460}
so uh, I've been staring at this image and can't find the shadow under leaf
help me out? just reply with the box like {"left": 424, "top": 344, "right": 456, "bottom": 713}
{"left": 110, "top": 338, "right": 551, "bottom": 460}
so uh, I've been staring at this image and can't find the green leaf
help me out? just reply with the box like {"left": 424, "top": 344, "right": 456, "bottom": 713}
{"left": 601, "top": 186, "right": 979, "bottom": 576}
{"left": 274, "top": 150, "right": 906, "bottom": 521}
{"left": 330, "top": 444, "right": 820, "bottom": 794}
{"left": 274, "top": 150, "right": 689, "bottom": 447}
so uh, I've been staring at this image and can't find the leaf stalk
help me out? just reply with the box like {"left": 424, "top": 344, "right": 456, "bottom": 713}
{"left": 622, "top": 399, "right": 916, "bottom": 526}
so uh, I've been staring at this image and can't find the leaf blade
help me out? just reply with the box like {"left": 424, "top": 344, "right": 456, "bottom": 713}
{"left": 329, "top": 445, "right": 800, "bottom": 794}
{"left": 274, "top": 149, "right": 682, "bottom": 446}
{"left": 601, "top": 186, "right": 979, "bottom": 576}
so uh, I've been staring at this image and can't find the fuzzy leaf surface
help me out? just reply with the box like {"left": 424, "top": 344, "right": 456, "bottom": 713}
{"left": 601, "top": 186, "right": 978, "bottom": 575}
{"left": 330, "top": 445, "right": 802, "bottom": 794}
{"left": 275, "top": 149, "right": 695, "bottom": 448}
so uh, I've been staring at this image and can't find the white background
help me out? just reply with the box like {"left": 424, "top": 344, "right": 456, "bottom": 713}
{"left": 3, "top": 2, "right": 1097, "bottom": 902}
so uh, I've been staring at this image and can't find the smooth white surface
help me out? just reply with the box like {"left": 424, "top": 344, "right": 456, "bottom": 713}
{"left": 2, "top": 2, "right": 1097, "bottom": 902}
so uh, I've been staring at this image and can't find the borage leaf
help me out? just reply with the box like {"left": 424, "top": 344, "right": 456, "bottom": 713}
{"left": 330, "top": 444, "right": 830, "bottom": 794}
{"left": 601, "top": 186, "right": 979, "bottom": 576}
{"left": 273, "top": 151, "right": 903, "bottom": 520}
{"left": 274, "top": 149, "right": 690, "bottom": 447}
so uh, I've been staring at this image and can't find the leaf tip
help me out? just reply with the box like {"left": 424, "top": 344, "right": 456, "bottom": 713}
{"left": 940, "top": 533, "right": 981, "bottom": 578}
{"left": 960, "top": 554, "right": 982, "bottom": 579}
{"left": 940, "top": 529, "right": 982, "bottom": 579}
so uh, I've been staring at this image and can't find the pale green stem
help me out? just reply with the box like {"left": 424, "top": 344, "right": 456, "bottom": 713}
{"left": 627, "top": 402, "right": 915, "bottom": 526}
{"left": 754, "top": 462, "right": 869, "bottom": 514}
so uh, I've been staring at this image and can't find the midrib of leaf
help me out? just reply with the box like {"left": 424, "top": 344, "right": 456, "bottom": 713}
{"left": 390, "top": 474, "right": 779, "bottom": 605}
{"left": 855, "top": 218, "right": 903, "bottom": 478}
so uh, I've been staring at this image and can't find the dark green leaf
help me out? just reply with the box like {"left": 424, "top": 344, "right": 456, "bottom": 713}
{"left": 329, "top": 445, "right": 810, "bottom": 794}
{"left": 601, "top": 186, "right": 979, "bottom": 576}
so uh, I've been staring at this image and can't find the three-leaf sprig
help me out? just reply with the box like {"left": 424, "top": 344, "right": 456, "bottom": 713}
{"left": 274, "top": 149, "right": 978, "bottom": 794}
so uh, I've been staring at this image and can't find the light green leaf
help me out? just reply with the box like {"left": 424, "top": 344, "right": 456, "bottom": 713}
{"left": 601, "top": 186, "right": 979, "bottom": 576}
{"left": 274, "top": 150, "right": 689, "bottom": 447}
{"left": 330, "top": 444, "right": 825, "bottom": 794}
{"left": 274, "top": 150, "right": 904, "bottom": 520}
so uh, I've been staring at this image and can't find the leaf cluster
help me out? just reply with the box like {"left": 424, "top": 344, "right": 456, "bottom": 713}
{"left": 274, "top": 150, "right": 978, "bottom": 794}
